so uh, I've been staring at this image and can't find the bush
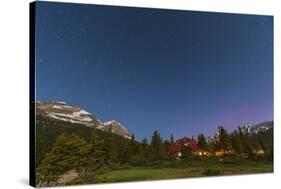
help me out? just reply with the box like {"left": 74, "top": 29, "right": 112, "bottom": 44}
{"left": 129, "top": 154, "right": 145, "bottom": 166}
{"left": 110, "top": 162, "right": 132, "bottom": 170}
{"left": 202, "top": 169, "right": 221, "bottom": 176}
{"left": 93, "top": 164, "right": 111, "bottom": 175}
{"left": 145, "top": 160, "right": 171, "bottom": 168}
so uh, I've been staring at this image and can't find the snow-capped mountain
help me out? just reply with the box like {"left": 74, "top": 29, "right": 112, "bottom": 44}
{"left": 238, "top": 121, "right": 273, "bottom": 135}
{"left": 207, "top": 121, "right": 273, "bottom": 142}
{"left": 36, "top": 101, "right": 132, "bottom": 139}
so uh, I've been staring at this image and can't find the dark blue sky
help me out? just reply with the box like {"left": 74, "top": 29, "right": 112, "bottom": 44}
{"left": 35, "top": 2, "right": 273, "bottom": 141}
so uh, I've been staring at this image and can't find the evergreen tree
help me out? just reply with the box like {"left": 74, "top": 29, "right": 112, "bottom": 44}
{"left": 197, "top": 133, "right": 208, "bottom": 151}
{"left": 163, "top": 140, "right": 171, "bottom": 160}
{"left": 169, "top": 134, "right": 175, "bottom": 160}
{"left": 141, "top": 137, "right": 150, "bottom": 164}
{"left": 150, "top": 130, "right": 163, "bottom": 161}
{"left": 86, "top": 130, "right": 105, "bottom": 170}
{"left": 208, "top": 140, "right": 216, "bottom": 154}
{"left": 258, "top": 133, "right": 268, "bottom": 154}
{"left": 218, "top": 126, "right": 231, "bottom": 152}
{"left": 102, "top": 125, "right": 113, "bottom": 165}
{"left": 180, "top": 144, "right": 193, "bottom": 158}
{"left": 129, "top": 133, "right": 138, "bottom": 156}
{"left": 230, "top": 133, "right": 242, "bottom": 154}
{"left": 170, "top": 134, "right": 174, "bottom": 144}
{"left": 238, "top": 127, "right": 247, "bottom": 153}
{"left": 37, "top": 133, "right": 87, "bottom": 184}
{"left": 117, "top": 139, "right": 130, "bottom": 164}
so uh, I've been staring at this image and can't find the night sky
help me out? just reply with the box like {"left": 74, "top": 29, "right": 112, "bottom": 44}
{"left": 35, "top": 2, "right": 273, "bottom": 141}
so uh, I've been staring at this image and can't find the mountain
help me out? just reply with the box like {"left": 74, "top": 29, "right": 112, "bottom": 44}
{"left": 207, "top": 121, "right": 273, "bottom": 142}
{"left": 238, "top": 121, "right": 273, "bottom": 135}
{"left": 36, "top": 101, "right": 132, "bottom": 139}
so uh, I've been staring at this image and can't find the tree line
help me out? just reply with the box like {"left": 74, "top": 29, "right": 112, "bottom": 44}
{"left": 36, "top": 125, "right": 273, "bottom": 186}
{"left": 208, "top": 126, "right": 273, "bottom": 160}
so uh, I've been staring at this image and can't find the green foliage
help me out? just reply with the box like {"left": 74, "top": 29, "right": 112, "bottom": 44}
{"left": 170, "top": 134, "right": 174, "bottom": 144}
{"left": 230, "top": 133, "right": 242, "bottom": 154}
{"left": 197, "top": 133, "right": 208, "bottom": 151}
{"left": 202, "top": 169, "right": 221, "bottom": 176}
{"left": 180, "top": 144, "right": 193, "bottom": 158}
{"left": 35, "top": 115, "right": 273, "bottom": 186}
{"left": 140, "top": 138, "right": 150, "bottom": 164}
{"left": 150, "top": 130, "right": 164, "bottom": 161}
{"left": 37, "top": 133, "right": 88, "bottom": 184}
{"left": 238, "top": 127, "right": 248, "bottom": 153}
{"left": 102, "top": 125, "right": 113, "bottom": 165}
{"left": 218, "top": 126, "right": 231, "bottom": 152}
{"left": 36, "top": 115, "right": 133, "bottom": 167}
{"left": 258, "top": 133, "right": 268, "bottom": 153}
{"left": 129, "top": 134, "right": 138, "bottom": 157}
{"left": 163, "top": 140, "right": 171, "bottom": 160}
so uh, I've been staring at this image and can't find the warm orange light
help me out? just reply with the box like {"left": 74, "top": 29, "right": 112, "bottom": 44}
{"left": 178, "top": 152, "right": 182, "bottom": 157}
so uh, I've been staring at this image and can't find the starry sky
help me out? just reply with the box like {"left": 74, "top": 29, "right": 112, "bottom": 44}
{"left": 35, "top": 1, "right": 273, "bottom": 141}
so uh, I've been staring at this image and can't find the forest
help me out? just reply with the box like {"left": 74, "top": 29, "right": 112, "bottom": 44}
{"left": 35, "top": 116, "right": 273, "bottom": 187}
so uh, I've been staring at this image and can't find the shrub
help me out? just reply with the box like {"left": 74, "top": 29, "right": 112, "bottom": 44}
{"left": 202, "top": 169, "right": 221, "bottom": 176}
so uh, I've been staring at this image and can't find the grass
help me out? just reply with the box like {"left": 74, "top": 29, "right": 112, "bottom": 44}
{"left": 94, "top": 159, "right": 273, "bottom": 183}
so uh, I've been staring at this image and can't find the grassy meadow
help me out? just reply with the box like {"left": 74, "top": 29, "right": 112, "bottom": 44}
{"left": 70, "top": 158, "right": 273, "bottom": 184}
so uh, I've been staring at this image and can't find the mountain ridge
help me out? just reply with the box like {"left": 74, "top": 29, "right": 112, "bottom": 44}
{"left": 36, "top": 101, "right": 132, "bottom": 139}
{"left": 207, "top": 121, "right": 273, "bottom": 142}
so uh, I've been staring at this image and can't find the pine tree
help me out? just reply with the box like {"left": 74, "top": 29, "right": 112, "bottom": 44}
{"left": 208, "top": 140, "right": 216, "bottom": 154}
{"left": 150, "top": 130, "right": 163, "bottom": 161}
{"left": 86, "top": 130, "right": 105, "bottom": 170}
{"left": 180, "top": 144, "right": 192, "bottom": 158}
{"left": 37, "top": 133, "right": 87, "bottom": 184}
{"left": 197, "top": 133, "right": 208, "bottom": 151}
{"left": 163, "top": 140, "right": 171, "bottom": 160}
{"left": 258, "top": 133, "right": 267, "bottom": 154}
{"left": 102, "top": 125, "right": 113, "bottom": 165}
{"left": 218, "top": 126, "right": 231, "bottom": 152}
{"left": 170, "top": 134, "right": 174, "bottom": 144}
{"left": 141, "top": 137, "right": 150, "bottom": 164}
{"left": 238, "top": 127, "right": 247, "bottom": 153}
{"left": 117, "top": 139, "right": 130, "bottom": 164}
{"left": 129, "top": 133, "right": 138, "bottom": 156}
{"left": 230, "top": 133, "right": 242, "bottom": 154}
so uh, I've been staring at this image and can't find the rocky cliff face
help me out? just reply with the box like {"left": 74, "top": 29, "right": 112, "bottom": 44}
{"left": 36, "top": 101, "right": 132, "bottom": 139}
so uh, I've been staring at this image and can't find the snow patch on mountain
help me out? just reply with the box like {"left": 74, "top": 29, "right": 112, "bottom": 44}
{"left": 37, "top": 101, "right": 132, "bottom": 139}
{"left": 53, "top": 105, "right": 63, "bottom": 109}
{"left": 47, "top": 111, "right": 93, "bottom": 123}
